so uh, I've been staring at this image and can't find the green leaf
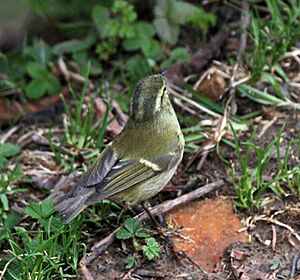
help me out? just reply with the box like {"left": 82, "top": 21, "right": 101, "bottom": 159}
{"left": 135, "top": 21, "right": 155, "bottom": 38}
{"left": 105, "top": 0, "right": 137, "bottom": 38}
{"left": 170, "top": 47, "right": 191, "bottom": 61}
{"left": 124, "top": 218, "right": 141, "bottom": 235}
{"left": 123, "top": 36, "right": 143, "bottom": 51}
{"left": 153, "top": 0, "right": 183, "bottom": 44}
{"left": 15, "top": 226, "right": 31, "bottom": 244}
{"left": 39, "top": 215, "right": 61, "bottom": 230}
{"left": 24, "top": 200, "right": 56, "bottom": 222}
{"left": 161, "top": 47, "right": 191, "bottom": 69}
{"left": 95, "top": 39, "right": 118, "bottom": 61}
{"left": 0, "top": 157, "right": 8, "bottom": 170}
{"left": 45, "top": 75, "right": 61, "bottom": 96}
{"left": 135, "top": 228, "right": 148, "bottom": 238}
{"left": 27, "top": 62, "right": 48, "bottom": 78}
{"left": 116, "top": 218, "right": 148, "bottom": 239}
{"left": 141, "top": 39, "right": 163, "bottom": 60}
{"left": 123, "top": 21, "right": 156, "bottom": 51}
{"left": 52, "top": 36, "right": 96, "bottom": 55}
{"left": 125, "top": 255, "right": 139, "bottom": 269}
{"left": 188, "top": 9, "right": 216, "bottom": 32}
{"left": 154, "top": 18, "right": 179, "bottom": 45}
{"left": 28, "top": 238, "right": 42, "bottom": 252}
{"left": 125, "top": 218, "right": 148, "bottom": 238}
{"left": 72, "top": 52, "right": 103, "bottom": 75}
{"left": 25, "top": 79, "right": 47, "bottom": 100}
{"left": 0, "top": 143, "right": 20, "bottom": 158}
{"left": 172, "top": 0, "right": 200, "bottom": 24}
{"left": 0, "top": 194, "right": 9, "bottom": 211}
{"left": 154, "top": 0, "right": 215, "bottom": 44}
{"left": 116, "top": 228, "right": 133, "bottom": 240}
{"left": 142, "top": 237, "right": 160, "bottom": 260}
{"left": 4, "top": 212, "right": 21, "bottom": 230}
{"left": 125, "top": 55, "right": 151, "bottom": 86}
{"left": 30, "top": 40, "right": 52, "bottom": 65}
{"left": 92, "top": 5, "right": 110, "bottom": 38}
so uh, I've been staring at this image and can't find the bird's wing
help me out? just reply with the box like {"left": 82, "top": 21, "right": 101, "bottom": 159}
{"left": 78, "top": 145, "right": 118, "bottom": 188}
{"left": 54, "top": 145, "right": 118, "bottom": 223}
{"left": 91, "top": 152, "right": 182, "bottom": 199}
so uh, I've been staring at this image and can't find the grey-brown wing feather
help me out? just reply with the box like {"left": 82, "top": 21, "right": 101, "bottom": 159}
{"left": 54, "top": 145, "right": 119, "bottom": 223}
{"left": 78, "top": 145, "right": 118, "bottom": 188}
{"left": 93, "top": 163, "right": 155, "bottom": 197}
{"left": 89, "top": 151, "right": 183, "bottom": 199}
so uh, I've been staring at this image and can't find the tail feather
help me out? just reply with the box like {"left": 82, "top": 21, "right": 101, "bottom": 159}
{"left": 54, "top": 187, "right": 96, "bottom": 224}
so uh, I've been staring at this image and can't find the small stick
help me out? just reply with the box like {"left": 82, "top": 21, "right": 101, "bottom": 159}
{"left": 133, "top": 269, "right": 165, "bottom": 278}
{"left": 0, "top": 125, "right": 19, "bottom": 144}
{"left": 255, "top": 217, "right": 300, "bottom": 242}
{"left": 170, "top": 87, "right": 221, "bottom": 119}
{"left": 290, "top": 253, "right": 299, "bottom": 278}
{"left": 79, "top": 265, "right": 94, "bottom": 280}
{"left": 271, "top": 225, "right": 276, "bottom": 251}
{"left": 79, "top": 179, "right": 224, "bottom": 278}
{"left": 196, "top": 150, "right": 208, "bottom": 171}
{"left": 257, "top": 116, "right": 278, "bottom": 139}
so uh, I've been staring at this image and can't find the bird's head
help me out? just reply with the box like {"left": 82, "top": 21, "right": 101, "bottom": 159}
{"left": 130, "top": 74, "right": 170, "bottom": 122}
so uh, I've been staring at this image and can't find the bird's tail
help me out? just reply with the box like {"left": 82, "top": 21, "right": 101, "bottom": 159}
{"left": 54, "top": 187, "right": 96, "bottom": 224}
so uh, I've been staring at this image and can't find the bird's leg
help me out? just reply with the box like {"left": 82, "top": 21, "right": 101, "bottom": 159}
{"left": 141, "top": 201, "right": 163, "bottom": 229}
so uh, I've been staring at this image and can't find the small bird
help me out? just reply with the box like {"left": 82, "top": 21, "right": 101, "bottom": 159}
{"left": 54, "top": 74, "right": 185, "bottom": 223}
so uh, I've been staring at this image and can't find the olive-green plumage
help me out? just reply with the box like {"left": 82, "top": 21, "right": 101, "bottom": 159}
{"left": 54, "top": 74, "right": 185, "bottom": 223}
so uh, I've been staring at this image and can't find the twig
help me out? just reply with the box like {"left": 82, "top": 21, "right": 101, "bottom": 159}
{"left": 169, "top": 86, "right": 221, "bottom": 119}
{"left": 0, "top": 126, "right": 19, "bottom": 144}
{"left": 79, "top": 264, "right": 94, "bottom": 280}
{"left": 185, "top": 140, "right": 215, "bottom": 171}
{"left": 255, "top": 216, "right": 300, "bottom": 242}
{"left": 133, "top": 269, "right": 165, "bottom": 278}
{"left": 196, "top": 150, "right": 209, "bottom": 171}
{"left": 282, "top": 48, "right": 300, "bottom": 65}
{"left": 58, "top": 57, "right": 70, "bottom": 81}
{"left": 257, "top": 116, "right": 278, "bottom": 139}
{"left": 271, "top": 225, "right": 276, "bottom": 251}
{"left": 290, "top": 253, "right": 299, "bottom": 278}
{"left": 79, "top": 180, "right": 224, "bottom": 279}
{"left": 173, "top": 97, "right": 199, "bottom": 117}
{"left": 57, "top": 57, "right": 93, "bottom": 87}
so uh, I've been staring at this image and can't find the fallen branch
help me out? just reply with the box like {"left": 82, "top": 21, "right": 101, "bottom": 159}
{"left": 79, "top": 179, "right": 224, "bottom": 279}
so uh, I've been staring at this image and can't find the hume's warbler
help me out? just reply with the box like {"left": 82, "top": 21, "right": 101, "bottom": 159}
{"left": 54, "top": 74, "right": 185, "bottom": 223}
